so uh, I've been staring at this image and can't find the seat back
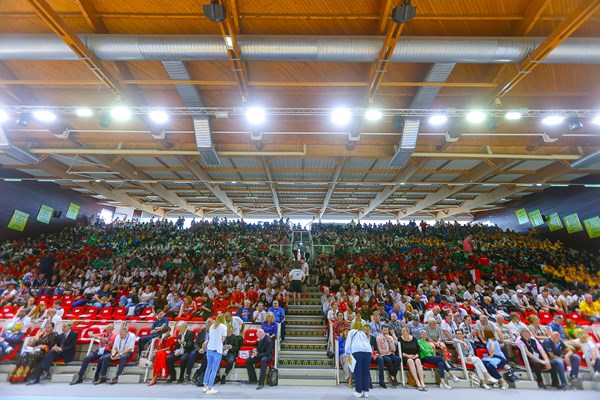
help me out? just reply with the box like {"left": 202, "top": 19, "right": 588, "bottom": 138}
{"left": 243, "top": 328, "right": 259, "bottom": 345}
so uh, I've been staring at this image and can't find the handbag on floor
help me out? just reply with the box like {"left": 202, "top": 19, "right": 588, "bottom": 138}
{"left": 267, "top": 367, "right": 278, "bottom": 386}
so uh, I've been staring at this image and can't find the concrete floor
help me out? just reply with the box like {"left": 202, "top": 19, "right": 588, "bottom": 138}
{"left": 1, "top": 382, "right": 599, "bottom": 400}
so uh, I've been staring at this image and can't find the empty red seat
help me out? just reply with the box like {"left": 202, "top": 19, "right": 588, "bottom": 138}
{"left": 65, "top": 306, "right": 86, "bottom": 319}
{"left": 79, "top": 326, "right": 102, "bottom": 344}
{"left": 567, "top": 312, "right": 591, "bottom": 326}
{"left": 0, "top": 305, "right": 15, "bottom": 318}
{"left": 95, "top": 307, "right": 115, "bottom": 320}
{"left": 243, "top": 329, "right": 259, "bottom": 345}
{"left": 112, "top": 307, "right": 128, "bottom": 320}
{"left": 539, "top": 311, "right": 552, "bottom": 325}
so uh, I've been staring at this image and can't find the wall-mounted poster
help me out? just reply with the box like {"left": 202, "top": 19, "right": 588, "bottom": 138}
{"left": 529, "top": 210, "right": 545, "bottom": 227}
{"left": 8, "top": 210, "right": 29, "bottom": 231}
{"left": 37, "top": 204, "right": 54, "bottom": 224}
{"left": 516, "top": 208, "right": 529, "bottom": 225}
{"left": 547, "top": 212, "right": 563, "bottom": 231}
{"left": 563, "top": 213, "right": 583, "bottom": 234}
{"left": 66, "top": 203, "right": 80, "bottom": 220}
{"left": 583, "top": 216, "right": 600, "bottom": 239}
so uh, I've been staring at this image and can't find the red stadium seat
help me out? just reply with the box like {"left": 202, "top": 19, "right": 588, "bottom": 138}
{"left": 235, "top": 346, "right": 255, "bottom": 367}
{"left": 242, "top": 329, "right": 259, "bottom": 345}
{"left": 78, "top": 326, "right": 102, "bottom": 344}
{"left": 96, "top": 307, "right": 115, "bottom": 320}
{"left": 112, "top": 307, "right": 128, "bottom": 320}
{"left": 137, "top": 327, "right": 151, "bottom": 338}
{"left": 567, "top": 312, "right": 590, "bottom": 326}
{"left": 539, "top": 311, "right": 552, "bottom": 325}
{"left": 65, "top": 306, "right": 86, "bottom": 320}
{"left": 0, "top": 305, "right": 15, "bottom": 318}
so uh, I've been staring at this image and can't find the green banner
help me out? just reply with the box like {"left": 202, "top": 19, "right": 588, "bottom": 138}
{"left": 529, "top": 210, "right": 545, "bottom": 227}
{"left": 583, "top": 216, "right": 600, "bottom": 239}
{"left": 547, "top": 212, "right": 563, "bottom": 231}
{"left": 8, "top": 210, "right": 29, "bottom": 231}
{"left": 66, "top": 203, "right": 80, "bottom": 220}
{"left": 36, "top": 204, "right": 54, "bottom": 224}
{"left": 563, "top": 213, "right": 583, "bottom": 234}
{"left": 516, "top": 208, "right": 530, "bottom": 225}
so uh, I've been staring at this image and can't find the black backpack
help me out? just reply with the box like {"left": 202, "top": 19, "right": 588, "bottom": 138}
{"left": 266, "top": 367, "right": 278, "bottom": 386}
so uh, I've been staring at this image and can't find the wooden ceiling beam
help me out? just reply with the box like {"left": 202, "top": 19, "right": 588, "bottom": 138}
{"left": 261, "top": 157, "right": 283, "bottom": 219}
{"left": 437, "top": 162, "right": 569, "bottom": 220}
{"left": 25, "top": 0, "right": 124, "bottom": 95}
{"left": 35, "top": 158, "right": 166, "bottom": 217}
{"left": 493, "top": 0, "right": 600, "bottom": 100}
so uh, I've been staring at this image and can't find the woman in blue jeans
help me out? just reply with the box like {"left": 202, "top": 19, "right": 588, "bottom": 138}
{"left": 345, "top": 320, "right": 372, "bottom": 398}
{"left": 482, "top": 329, "right": 509, "bottom": 389}
{"left": 418, "top": 331, "right": 460, "bottom": 389}
{"left": 202, "top": 314, "right": 228, "bottom": 395}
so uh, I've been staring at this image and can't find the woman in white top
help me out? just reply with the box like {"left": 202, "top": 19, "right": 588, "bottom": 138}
{"left": 578, "top": 332, "right": 600, "bottom": 378}
{"left": 345, "top": 320, "right": 372, "bottom": 398}
{"left": 202, "top": 314, "right": 228, "bottom": 395}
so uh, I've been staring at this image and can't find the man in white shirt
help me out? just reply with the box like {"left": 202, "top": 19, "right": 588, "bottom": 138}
{"left": 288, "top": 263, "right": 306, "bottom": 306}
{"left": 203, "top": 282, "right": 219, "bottom": 300}
{"left": 252, "top": 302, "right": 267, "bottom": 323}
{"left": 40, "top": 308, "right": 62, "bottom": 332}
{"left": 511, "top": 289, "right": 535, "bottom": 313}
{"left": 300, "top": 257, "right": 309, "bottom": 292}
{"left": 95, "top": 327, "right": 136, "bottom": 385}
{"left": 536, "top": 289, "right": 561, "bottom": 313}
{"left": 225, "top": 312, "right": 244, "bottom": 336}
{"left": 440, "top": 312, "right": 458, "bottom": 340}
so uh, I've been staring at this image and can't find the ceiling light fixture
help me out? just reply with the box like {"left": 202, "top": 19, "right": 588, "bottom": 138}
{"left": 331, "top": 107, "right": 352, "bottom": 126}
{"left": 246, "top": 107, "right": 266, "bottom": 125}
{"left": 566, "top": 116, "right": 583, "bottom": 131}
{"left": 466, "top": 110, "right": 486, "bottom": 123}
{"left": 76, "top": 108, "right": 93, "bottom": 117}
{"left": 542, "top": 115, "right": 564, "bottom": 126}
{"left": 17, "top": 112, "right": 32, "bottom": 127}
{"left": 33, "top": 110, "right": 57, "bottom": 122}
{"left": 593, "top": 115, "right": 600, "bottom": 125}
{"left": 365, "top": 109, "right": 382, "bottom": 121}
{"left": 149, "top": 110, "right": 169, "bottom": 124}
{"left": 0, "top": 110, "right": 8, "bottom": 123}
{"left": 429, "top": 114, "right": 448, "bottom": 125}
{"left": 111, "top": 106, "right": 131, "bottom": 121}
{"left": 504, "top": 111, "right": 522, "bottom": 120}
{"left": 99, "top": 113, "right": 111, "bottom": 128}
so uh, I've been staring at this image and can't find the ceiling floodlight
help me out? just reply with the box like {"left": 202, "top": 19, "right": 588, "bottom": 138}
{"left": 365, "top": 109, "right": 382, "bottom": 121}
{"left": 0, "top": 110, "right": 8, "bottom": 123}
{"left": 466, "top": 110, "right": 486, "bottom": 123}
{"left": 429, "top": 114, "right": 448, "bottom": 125}
{"left": 331, "top": 107, "right": 352, "bottom": 126}
{"left": 542, "top": 115, "right": 564, "bottom": 126}
{"left": 76, "top": 108, "right": 93, "bottom": 117}
{"left": 246, "top": 107, "right": 266, "bottom": 125}
{"left": 592, "top": 114, "right": 600, "bottom": 125}
{"left": 504, "top": 111, "right": 522, "bottom": 120}
{"left": 33, "top": 110, "right": 57, "bottom": 122}
{"left": 149, "top": 110, "right": 169, "bottom": 124}
{"left": 111, "top": 106, "right": 131, "bottom": 121}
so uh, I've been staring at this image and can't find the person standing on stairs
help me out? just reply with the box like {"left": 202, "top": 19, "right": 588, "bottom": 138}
{"left": 289, "top": 263, "right": 306, "bottom": 306}
{"left": 300, "top": 257, "right": 310, "bottom": 295}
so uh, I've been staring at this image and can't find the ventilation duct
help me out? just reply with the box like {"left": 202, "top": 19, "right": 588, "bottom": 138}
{"left": 0, "top": 35, "right": 599, "bottom": 64}
{"left": 571, "top": 149, "right": 600, "bottom": 169}
{"left": 390, "top": 63, "right": 456, "bottom": 167}
{"left": 162, "top": 61, "right": 220, "bottom": 165}
{"left": 0, "top": 125, "right": 39, "bottom": 164}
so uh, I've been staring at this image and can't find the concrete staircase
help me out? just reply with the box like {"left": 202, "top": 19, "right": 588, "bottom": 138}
{"left": 277, "top": 286, "right": 335, "bottom": 385}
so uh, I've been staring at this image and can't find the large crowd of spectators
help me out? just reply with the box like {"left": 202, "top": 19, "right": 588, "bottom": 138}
{"left": 0, "top": 218, "right": 599, "bottom": 392}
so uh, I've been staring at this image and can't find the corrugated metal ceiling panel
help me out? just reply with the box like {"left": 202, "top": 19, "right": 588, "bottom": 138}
{"left": 271, "top": 158, "right": 302, "bottom": 169}
{"left": 231, "top": 158, "right": 262, "bottom": 168}
{"left": 372, "top": 159, "right": 401, "bottom": 170}
{"left": 124, "top": 156, "right": 162, "bottom": 167}
{"left": 410, "top": 174, "right": 429, "bottom": 181}
{"left": 423, "top": 159, "right": 448, "bottom": 170}
{"left": 341, "top": 173, "right": 366, "bottom": 181}
{"left": 364, "top": 172, "right": 396, "bottom": 181}
{"left": 556, "top": 174, "right": 587, "bottom": 181}
{"left": 52, "top": 155, "right": 103, "bottom": 167}
{"left": 238, "top": 171, "right": 266, "bottom": 180}
{"left": 160, "top": 157, "right": 184, "bottom": 167}
{"left": 208, "top": 171, "right": 239, "bottom": 180}
{"left": 442, "top": 159, "right": 482, "bottom": 170}
{"left": 145, "top": 170, "right": 179, "bottom": 179}
{"left": 485, "top": 174, "right": 524, "bottom": 182}
{"left": 177, "top": 171, "right": 196, "bottom": 179}
{"left": 511, "top": 160, "right": 554, "bottom": 171}
{"left": 425, "top": 173, "right": 460, "bottom": 182}
{"left": 17, "top": 168, "right": 53, "bottom": 177}
{"left": 304, "top": 158, "right": 337, "bottom": 169}
{"left": 345, "top": 158, "right": 376, "bottom": 169}
{"left": 0, "top": 155, "right": 24, "bottom": 164}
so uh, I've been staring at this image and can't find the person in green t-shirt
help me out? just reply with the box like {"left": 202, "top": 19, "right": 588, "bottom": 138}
{"left": 417, "top": 330, "right": 460, "bottom": 390}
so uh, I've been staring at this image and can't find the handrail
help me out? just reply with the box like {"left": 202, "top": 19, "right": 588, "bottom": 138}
{"left": 513, "top": 341, "right": 534, "bottom": 381}
{"left": 274, "top": 322, "right": 281, "bottom": 368}
{"left": 397, "top": 340, "right": 406, "bottom": 386}
{"left": 453, "top": 340, "right": 470, "bottom": 381}
{"left": 143, "top": 337, "right": 157, "bottom": 382}
{"left": 334, "top": 338, "right": 340, "bottom": 385}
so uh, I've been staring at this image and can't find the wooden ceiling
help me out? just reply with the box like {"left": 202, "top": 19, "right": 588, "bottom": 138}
{"left": 0, "top": 0, "right": 599, "bottom": 220}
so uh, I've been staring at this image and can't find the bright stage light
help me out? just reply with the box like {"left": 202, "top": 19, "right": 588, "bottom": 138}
{"left": 542, "top": 115, "right": 564, "bottom": 126}
{"left": 111, "top": 106, "right": 131, "bottom": 121}
{"left": 466, "top": 111, "right": 486, "bottom": 123}
{"left": 33, "top": 110, "right": 57, "bottom": 122}
{"left": 429, "top": 114, "right": 448, "bottom": 125}
{"left": 149, "top": 110, "right": 169, "bottom": 124}
{"left": 331, "top": 108, "right": 352, "bottom": 126}
{"left": 246, "top": 107, "right": 266, "bottom": 125}
{"left": 365, "top": 109, "right": 382, "bottom": 121}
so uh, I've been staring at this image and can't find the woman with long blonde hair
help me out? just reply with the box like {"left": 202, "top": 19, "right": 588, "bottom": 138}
{"left": 345, "top": 320, "right": 372, "bottom": 398}
{"left": 202, "top": 314, "right": 227, "bottom": 394}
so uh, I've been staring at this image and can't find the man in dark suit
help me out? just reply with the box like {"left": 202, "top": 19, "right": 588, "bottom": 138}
{"left": 191, "top": 319, "right": 213, "bottom": 385}
{"left": 246, "top": 329, "right": 273, "bottom": 390}
{"left": 167, "top": 321, "right": 194, "bottom": 383}
{"left": 27, "top": 321, "right": 78, "bottom": 385}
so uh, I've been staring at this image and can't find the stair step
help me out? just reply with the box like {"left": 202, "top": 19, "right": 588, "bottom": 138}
{"left": 282, "top": 343, "right": 328, "bottom": 351}
{"left": 287, "top": 330, "right": 325, "bottom": 337}
{"left": 279, "top": 359, "right": 334, "bottom": 367}
{"left": 0, "top": 372, "right": 7, "bottom": 382}
{"left": 287, "top": 319, "right": 322, "bottom": 326}
{"left": 280, "top": 350, "right": 328, "bottom": 358}
{"left": 284, "top": 336, "right": 327, "bottom": 344}
{"left": 0, "top": 364, "right": 14, "bottom": 373}
{"left": 287, "top": 309, "right": 322, "bottom": 316}
{"left": 287, "top": 324, "right": 324, "bottom": 331}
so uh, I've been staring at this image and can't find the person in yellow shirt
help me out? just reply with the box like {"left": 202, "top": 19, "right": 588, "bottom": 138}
{"left": 579, "top": 294, "right": 600, "bottom": 322}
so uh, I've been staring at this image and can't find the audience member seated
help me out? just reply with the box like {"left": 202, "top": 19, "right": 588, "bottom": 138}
{"left": 0, "top": 321, "right": 26, "bottom": 359}
{"left": 577, "top": 332, "right": 600, "bottom": 379}
{"left": 399, "top": 326, "right": 427, "bottom": 391}
{"left": 26, "top": 321, "right": 78, "bottom": 385}
{"left": 166, "top": 321, "right": 194, "bottom": 383}
{"left": 215, "top": 326, "right": 240, "bottom": 384}
{"left": 481, "top": 329, "right": 508, "bottom": 390}
{"left": 268, "top": 300, "right": 286, "bottom": 342}
{"left": 190, "top": 319, "right": 213, "bottom": 385}
{"left": 363, "top": 324, "right": 386, "bottom": 389}
{"left": 453, "top": 329, "right": 497, "bottom": 389}
{"left": 246, "top": 329, "right": 273, "bottom": 390}
{"left": 417, "top": 330, "right": 460, "bottom": 389}
{"left": 542, "top": 332, "right": 580, "bottom": 389}
{"left": 137, "top": 310, "right": 169, "bottom": 360}
{"left": 578, "top": 294, "right": 600, "bottom": 322}
{"left": 516, "top": 328, "right": 554, "bottom": 389}
{"left": 376, "top": 324, "right": 401, "bottom": 386}
{"left": 94, "top": 326, "right": 136, "bottom": 385}
{"left": 147, "top": 325, "right": 177, "bottom": 386}
{"left": 236, "top": 299, "right": 254, "bottom": 323}
{"left": 71, "top": 323, "right": 116, "bottom": 385}
{"left": 8, "top": 322, "right": 57, "bottom": 383}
